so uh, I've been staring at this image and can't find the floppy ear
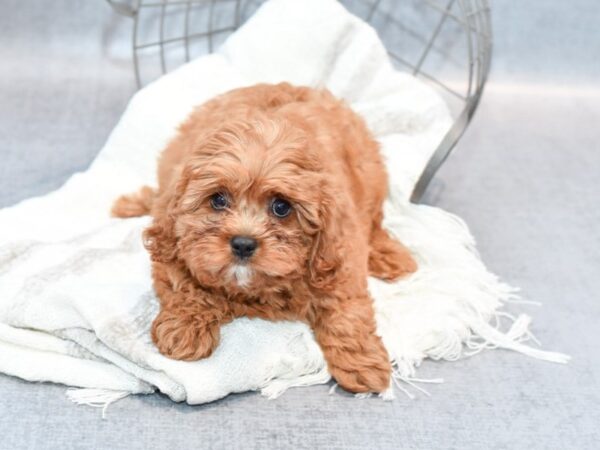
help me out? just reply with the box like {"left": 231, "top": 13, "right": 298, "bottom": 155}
{"left": 143, "top": 211, "right": 177, "bottom": 264}
{"left": 307, "top": 187, "right": 344, "bottom": 291}
{"left": 143, "top": 173, "right": 189, "bottom": 264}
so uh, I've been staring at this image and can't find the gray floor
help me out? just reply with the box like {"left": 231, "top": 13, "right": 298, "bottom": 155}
{"left": 1, "top": 1, "right": 599, "bottom": 449}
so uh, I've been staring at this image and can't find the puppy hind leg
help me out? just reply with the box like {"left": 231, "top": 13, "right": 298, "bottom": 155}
{"left": 368, "top": 225, "right": 417, "bottom": 281}
{"left": 111, "top": 186, "right": 156, "bottom": 218}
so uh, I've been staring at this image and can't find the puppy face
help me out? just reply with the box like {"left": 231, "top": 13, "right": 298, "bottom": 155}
{"left": 170, "top": 117, "right": 327, "bottom": 293}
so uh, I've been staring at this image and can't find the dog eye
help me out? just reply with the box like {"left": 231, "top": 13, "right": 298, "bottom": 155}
{"left": 271, "top": 198, "right": 292, "bottom": 218}
{"left": 209, "top": 192, "right": 228, "bottom": 210}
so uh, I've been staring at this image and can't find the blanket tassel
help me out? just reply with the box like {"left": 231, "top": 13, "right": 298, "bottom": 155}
{"left": 66, "top": 388, "right": 131, "bottom": 419}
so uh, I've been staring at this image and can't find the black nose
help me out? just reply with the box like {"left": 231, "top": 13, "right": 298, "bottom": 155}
{"left": 230, "top": 235, "right": 257, "bottom": 259}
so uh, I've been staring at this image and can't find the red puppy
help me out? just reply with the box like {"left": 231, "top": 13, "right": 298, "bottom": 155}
{"left": 113, "top": 83, "right": 417, "bottom": 393}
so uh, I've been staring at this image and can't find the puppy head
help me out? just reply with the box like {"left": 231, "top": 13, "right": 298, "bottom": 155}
{"left": 145, "top": 115, "right": 341, "bottom": 294}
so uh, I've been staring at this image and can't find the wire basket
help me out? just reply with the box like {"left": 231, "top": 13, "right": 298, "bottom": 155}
{"left": 107, "top": 0, "right": 492, "bottom": 201}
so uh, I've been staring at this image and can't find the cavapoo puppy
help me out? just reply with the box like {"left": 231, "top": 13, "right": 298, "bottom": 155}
{"left": 112, "top": 82, "right": 417, "bottom": 393}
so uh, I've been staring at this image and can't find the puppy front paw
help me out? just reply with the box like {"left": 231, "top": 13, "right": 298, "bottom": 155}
{"left": 151, "top": 310, "right": 220, "bottom": 361}
{"left": 313, "top": 294, "right": 392, "bottom": 393}
{"left": 328, "top": 345, "right": 392, "bottom": 393}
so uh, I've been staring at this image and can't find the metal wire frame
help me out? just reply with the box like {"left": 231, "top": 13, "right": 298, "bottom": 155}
{"left": 106, "top": 0, "right": 492, "bottom": 202}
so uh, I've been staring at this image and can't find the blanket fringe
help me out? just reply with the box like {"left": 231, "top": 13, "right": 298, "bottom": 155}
{"left": 66, "top": 388, "right": 131, "bottom": 419}
{"left": 351, "top": 376, "right": 442, "bottom": 401}
{"left": 467, "top": 314, "right": 570, "bottom": 364}
{"left": 386, "top": 310, "right": 569, "bottom": 400}
{"left": 354, "top": 387, "right": 395, "bottom": 401}
{"left": 260, "top": 364, "right": 331, "bottom": 399}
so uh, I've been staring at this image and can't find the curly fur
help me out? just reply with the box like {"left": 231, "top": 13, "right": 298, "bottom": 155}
{"left": 112, "top": 83, "right": 417, "bottom": 393}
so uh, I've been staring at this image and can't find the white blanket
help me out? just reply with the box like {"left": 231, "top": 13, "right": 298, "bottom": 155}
{"left": 0, "top": 0, "right": 567, "bottom": 409}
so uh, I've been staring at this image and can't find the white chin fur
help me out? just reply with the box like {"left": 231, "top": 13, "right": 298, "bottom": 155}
{"left": 228, "top": 264, "right": 253, "bottom": 288}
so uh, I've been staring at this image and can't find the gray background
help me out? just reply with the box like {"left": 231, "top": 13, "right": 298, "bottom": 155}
{"left": 1, "top": 1, "right": 599, "bottom": 449}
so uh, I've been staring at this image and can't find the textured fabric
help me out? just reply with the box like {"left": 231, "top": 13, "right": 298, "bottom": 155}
{"left": 0, "top": 0, "right": 599, "bottom": 448}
